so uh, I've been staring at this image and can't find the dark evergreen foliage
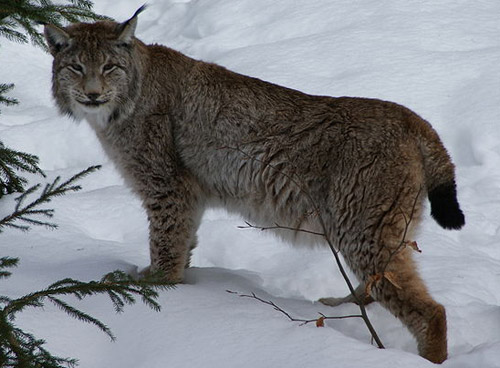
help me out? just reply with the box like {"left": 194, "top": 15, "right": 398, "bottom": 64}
{"left": 0, "top": 80, "right": 36, "bottom": 198}
{"left": 0, "top": 258, "right": 173, "bottom": 367}
{"left": 0, "top": 0, "right": 108, "bottom": 196}
{"left": 0, "top": 3, "right": 171, "bottom": 367}
{"left": 0, "top": 83, "right": 18, "bottom": 107}
{"left": 0, "top": 165, "right": 174, "bottom": 367}
{"left": 0, "top": 142, "right": 45, "bottom": 198}
{"left": 0, "top": 0, "right": 109, "bottom": 50}
{"left": 0, "top": 165, "right": 100, "bottom": 231}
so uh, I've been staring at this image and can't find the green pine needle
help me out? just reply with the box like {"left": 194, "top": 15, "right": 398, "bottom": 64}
{"left": 0, "top": 141, "right": 44, "bottom": 198}
{"left": 0, "top": 1, "right": 141, "bottom": 367}
{"left": 1, "top": 264, "right": 174, "bottom": 366}
{"left": 0, "top": 0, "right": 111, "bottom": 51}
{"left": 0, "top": 257, "right": 19, "bottom": 280}
{"left": 48, "top": 297, "right": 116, "bottom": 340}
{"left": 0, "top": 165, "right": 101, "bottom": 233}
{"left": 0, "top": 83, "right": 19, "bottom": 108}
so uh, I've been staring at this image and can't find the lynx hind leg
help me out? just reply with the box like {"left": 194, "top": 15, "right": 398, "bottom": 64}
{"left": 369, "top": 247, "right": 447, "bottom": 363}
{"left": 319, "top": 283, "right": 374, "bottom": 307}
{"left": 359, "top": 195, "right": 447, "bottom": 363}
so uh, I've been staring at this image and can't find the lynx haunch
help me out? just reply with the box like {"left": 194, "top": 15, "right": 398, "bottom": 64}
{"left": 44, "top": 7, "right": 464, "bottom": 363}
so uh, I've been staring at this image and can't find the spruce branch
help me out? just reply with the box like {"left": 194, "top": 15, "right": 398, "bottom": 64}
{"left": 0, "top": 266, "right": 173, "bottom": 367}
{"left": 0, "top": 165, "right": 101, "bottom": 232}
{"left": 0, "top": 0, "right": 109, "bottom": 51}
{"left": 0, "top": 23, "right": 28, "bottom": 44}
{"left": 0, "top": 83, "right": 18, "bottom": 107}
{"left": 0, "top": 311, "right": 79, "bottom": 368}
{"left": 3, "top": 270, "right": 173, "bottom": 326}
{"left": 47, "top": 296, "right": 115, "bottom": 339}
{"left": 0, "top": 257, "right": 18, "bottom": 280}
{"left": 0, "top": 141, "right": 45, "bottom": 198}
{"left": 0, "top": 2, "right": 153, "bottom": 366}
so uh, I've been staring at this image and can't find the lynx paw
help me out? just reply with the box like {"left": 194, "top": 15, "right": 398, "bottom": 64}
{"left": 133, "top": 265, "right": 183, "bottom": 284}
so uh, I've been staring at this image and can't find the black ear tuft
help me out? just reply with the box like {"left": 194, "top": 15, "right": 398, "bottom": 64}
{"left": 132, "top": 4, "right": 148, "bottom": 18}
{"left": 116, "top": 4, "right": 148, "bottom": 45}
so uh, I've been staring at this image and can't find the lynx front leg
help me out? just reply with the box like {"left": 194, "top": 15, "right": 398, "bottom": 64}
{"left": 143, "top": 186, "right": 200, "bottom": 283}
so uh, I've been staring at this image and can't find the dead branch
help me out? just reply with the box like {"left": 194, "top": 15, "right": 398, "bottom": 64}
{"left": 226, "top": 290, "right": 363, "bottom": 326}
{"left": 238, "top": 221, "right": 326, "bottom": 238}
{"left": 224, "top": 146, "right": 385, "bottom": 349}
{"left": 365, "top": 186, "right": 423, "bottom": 297}
{"left": 383, "top": 186, "right": 423, "bottom": 270}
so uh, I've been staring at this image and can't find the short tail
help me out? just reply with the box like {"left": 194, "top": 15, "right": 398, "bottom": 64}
{"left": 409, "top": 112, "right": 465, "bottom": 230}
{"left": 428, "top": 181, "right": 465, "bottom": 230}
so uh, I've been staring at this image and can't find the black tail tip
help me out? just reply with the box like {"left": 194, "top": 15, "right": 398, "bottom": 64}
{"left": 429, "top": 182, "right": 465, "bottom": 230}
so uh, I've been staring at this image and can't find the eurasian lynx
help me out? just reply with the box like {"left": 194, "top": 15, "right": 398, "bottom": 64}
{"left": 44, "top": 7, "right": 464, "bottom": 363}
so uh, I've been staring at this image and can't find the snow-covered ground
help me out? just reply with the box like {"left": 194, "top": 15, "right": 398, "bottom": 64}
{"left": 1, "top": 0, "right": 500, "bottom": 366}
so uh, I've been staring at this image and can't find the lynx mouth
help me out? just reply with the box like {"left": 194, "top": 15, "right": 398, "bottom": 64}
{"left": 79, "top": 100, "right": 109, "bottom": 107}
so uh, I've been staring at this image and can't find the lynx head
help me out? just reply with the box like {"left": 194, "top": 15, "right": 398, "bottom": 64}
{"left": 44, "top": 6, "right": 146, "bottom": 128}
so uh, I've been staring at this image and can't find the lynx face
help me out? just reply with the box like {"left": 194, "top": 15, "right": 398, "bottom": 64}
{"left": 45, "top": 20, "right": 142, "bottom": 128}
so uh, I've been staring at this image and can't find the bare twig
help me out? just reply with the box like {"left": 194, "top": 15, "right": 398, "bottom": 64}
{"left": 382, "top": 186, "right": 423, "bottom": 272}
{"left": 364, "top": 186, "right": 423, "bottom": 297}
{"left": 224, "top": 146, "right": 385, "bottom": 349}
{"left": 226, "top": 290, "right": 363, "bottom": 326}
{"left": 238, "top": 221, "right": 326, "bottom": 238}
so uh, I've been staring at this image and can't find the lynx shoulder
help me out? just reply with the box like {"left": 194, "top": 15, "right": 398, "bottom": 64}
{"left": 44, "top": 7, "right": 464, "bottom": 363}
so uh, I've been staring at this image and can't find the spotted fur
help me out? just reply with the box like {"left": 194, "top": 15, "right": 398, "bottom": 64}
{"left": 44, "top": 8, "right": 464, "bottom": 363}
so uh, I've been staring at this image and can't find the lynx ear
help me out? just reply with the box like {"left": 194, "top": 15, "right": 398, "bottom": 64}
{"left": 44, "top": 24, "right": 71, "bottom": 55}
{"left": 116, "top": 4, "right": 147, "bottom": 44}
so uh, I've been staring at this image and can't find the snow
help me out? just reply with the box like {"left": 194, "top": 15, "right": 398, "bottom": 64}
{"left": 1, "top": 0, "right": 500, "bottom": 366}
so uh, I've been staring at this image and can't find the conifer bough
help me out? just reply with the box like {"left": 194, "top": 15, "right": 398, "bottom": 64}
{"left": 0, "top": 258, "right": 174, "bottom": 367}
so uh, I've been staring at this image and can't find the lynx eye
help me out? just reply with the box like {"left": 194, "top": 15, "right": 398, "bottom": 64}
{"left": 102, "top": 64, "right": 117, "bottom": 73}
{"left": 68, "top": 64, "right": 84, "bottom": 73}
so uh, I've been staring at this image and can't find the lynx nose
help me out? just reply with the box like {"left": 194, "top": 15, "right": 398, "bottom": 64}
{"left": 86, "top": 93, "right": 101, "bottom": 102}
